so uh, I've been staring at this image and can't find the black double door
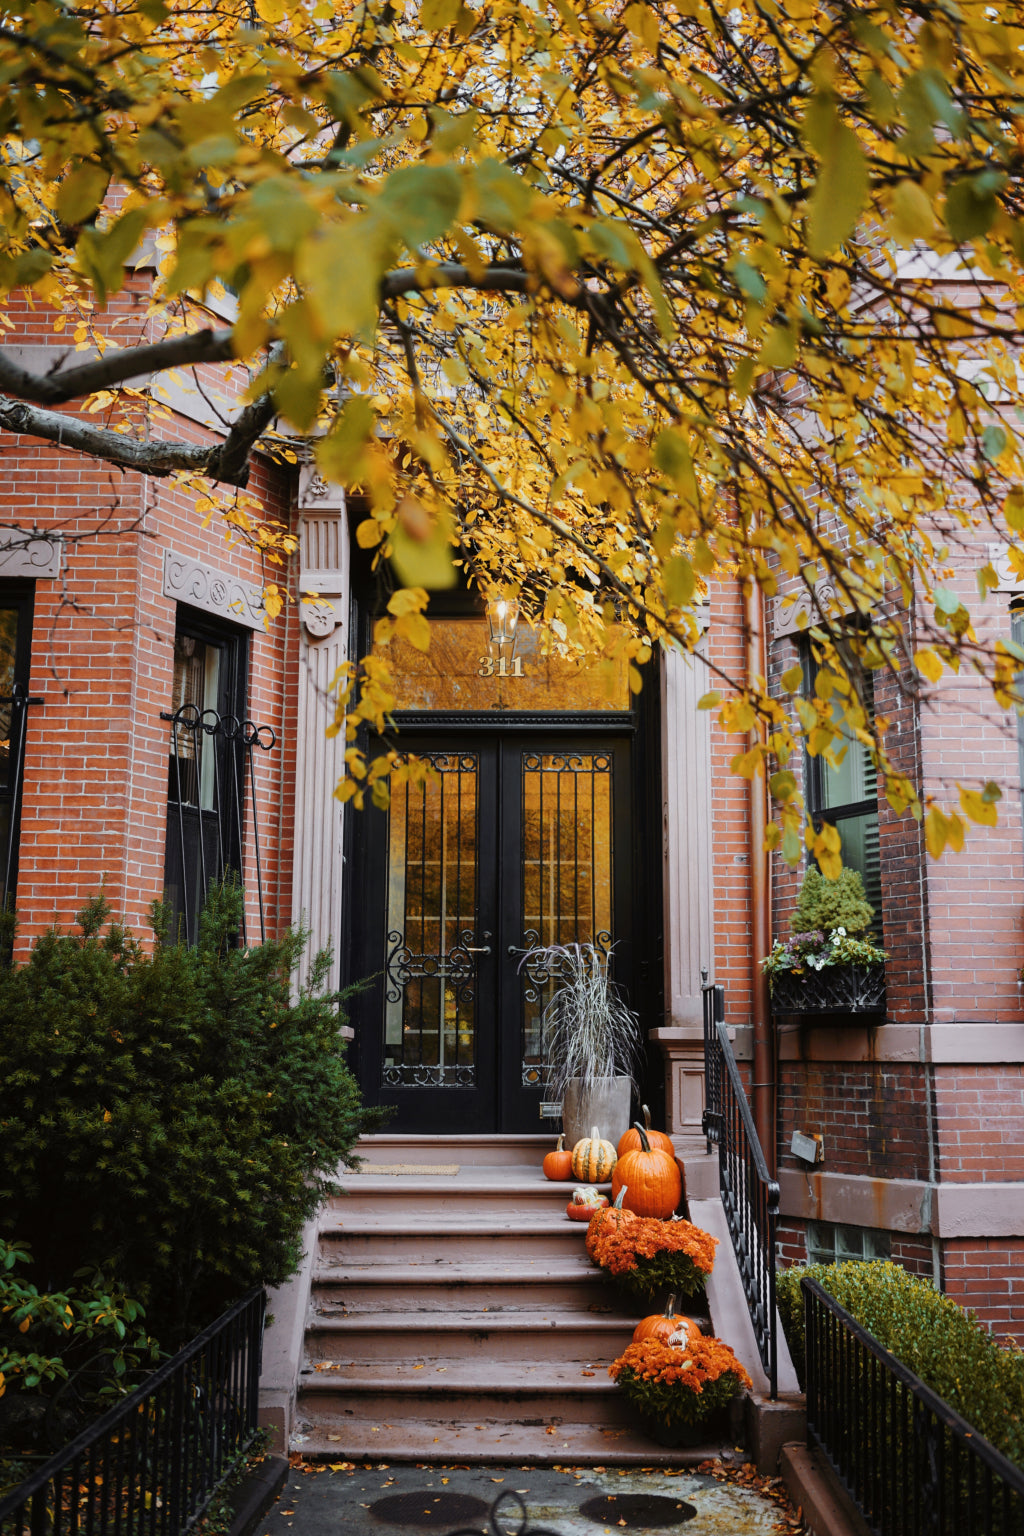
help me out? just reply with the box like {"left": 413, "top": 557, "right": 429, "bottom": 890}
{"left": 348, "top": 729, "right": 634, "bottom": 1133}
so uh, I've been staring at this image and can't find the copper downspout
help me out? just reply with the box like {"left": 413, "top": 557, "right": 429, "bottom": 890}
{"left": 745, "top": 580, "right": 776, "bottom": 1174}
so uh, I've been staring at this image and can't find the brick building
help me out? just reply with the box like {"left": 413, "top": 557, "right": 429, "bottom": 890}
{"left": 2, "top": 264, "right": 1023, "bottom": 1342}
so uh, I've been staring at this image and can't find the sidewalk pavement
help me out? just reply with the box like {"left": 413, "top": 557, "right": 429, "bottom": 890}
{"left": 255, "top": 1457, "right": 804, "bottom": 1536}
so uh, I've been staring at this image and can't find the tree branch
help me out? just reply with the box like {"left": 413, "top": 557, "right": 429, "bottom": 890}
{"left": 0, "top": 394, "right": 257, "bottom": 486}
{"left": 0, "top": 328, "right": 236, "bottom": 405}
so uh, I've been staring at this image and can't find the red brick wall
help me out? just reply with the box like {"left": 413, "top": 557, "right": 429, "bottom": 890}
{"left": 933, "top": 1064, "right": 1024, "bottom": 1183}
{"left": 1, "top": 293, "right": 297, "bottom": 953}
{"left": 943, "top": 1239, "right": 1024, "bottom": 1340}
{"left": 708, "top": 574, "right": 757, "bottom": 1018}
{"left": 777, "top": 1062, "right": 931, "bottom": 1181}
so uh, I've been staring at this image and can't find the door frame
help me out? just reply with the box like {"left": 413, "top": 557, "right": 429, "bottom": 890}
{"left": 339, "top": 582, "right": 665, "bottom": 1133}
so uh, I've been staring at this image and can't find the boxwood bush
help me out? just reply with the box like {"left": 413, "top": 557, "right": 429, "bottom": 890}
{"left": 0, "top": 884, "right": 380, "bottom": 1344}
{"left": 777, "top": 1260, "right": 1024, "bottom": 1469}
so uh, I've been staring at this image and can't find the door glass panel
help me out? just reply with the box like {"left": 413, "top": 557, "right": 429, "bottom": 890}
{"left": 519, "top": 751, "right": 613, "bottom": 1086}
{"left": 376, "top": 618, "right": 630, "bottom": 712}
{"left": 383, "top": 752, "right": 480, "bottom": 1088}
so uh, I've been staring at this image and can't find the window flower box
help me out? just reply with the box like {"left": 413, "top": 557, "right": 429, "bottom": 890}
{"left": 763, "top": 927, "right": 887, "bottom": 1019}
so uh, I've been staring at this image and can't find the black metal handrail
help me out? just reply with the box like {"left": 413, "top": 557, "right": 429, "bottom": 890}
{"left": 701, "top": 972, "right": 779, "bottom": 1399}
{"left": 803, "top": 1277, "right": 1024, "bottom": 1535}
{"left": 0, "top": 1288, "right": 265, "bottom": 1536}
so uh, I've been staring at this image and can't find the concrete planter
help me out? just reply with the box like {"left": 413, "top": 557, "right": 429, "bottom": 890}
{"left": 562, "top": 1076, "right": 632, "bottom": 1148}
{"left": 769, "top": 963, "right": 886, "bottom": 1018}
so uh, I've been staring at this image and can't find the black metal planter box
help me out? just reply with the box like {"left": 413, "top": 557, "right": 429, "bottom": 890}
{"left": 769, "top": 963, "right": 886, "bottom": 1018}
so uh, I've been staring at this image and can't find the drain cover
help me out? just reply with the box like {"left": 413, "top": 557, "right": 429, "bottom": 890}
{"left": 578, "top": 1494, "right": 697, "bottom": 1528}
{"left": 370, "top": 1491, "right": 490, "bottom": 1528}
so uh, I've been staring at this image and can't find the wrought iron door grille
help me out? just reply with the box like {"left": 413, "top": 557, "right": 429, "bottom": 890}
{"left": 520, "top": 751, "right": 613, "bottom": 1087}
{"left": 0, "top": 683, "right": 41, "bottom": 912}
{"left": 383, "top": 752, "right": 480, "bottom": 1089}
{"left": 162, "top": 704, "right": 276, "bottom": 947}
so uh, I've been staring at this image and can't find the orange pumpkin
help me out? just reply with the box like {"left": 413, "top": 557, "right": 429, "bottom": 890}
{"left": 543, "top": 1135, "right": 574, "bottom": 1181}
{"left": 570, "top": 1126, "right": 617, "bottom": 1183}
{"left": 585, "top": 1186, "right": 638, "bottom": 1256}
{"left": 611, "top": 1123, "right": 682, "bottom": 1219}
{"left": 631, "top": 1292, "right": 700, "bottom": 1346}
{"left": 617, "top": 1104, "right": 674, "bottom": 1159}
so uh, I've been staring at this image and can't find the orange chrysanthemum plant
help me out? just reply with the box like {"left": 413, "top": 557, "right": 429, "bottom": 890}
{"left": 586, "top": 1214, "right": 718, "bottom": 1303}
{"left": 609, "top": 1335, "right": 752, "bottom": 1429}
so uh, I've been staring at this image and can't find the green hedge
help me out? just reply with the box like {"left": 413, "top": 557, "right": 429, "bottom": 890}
{"left": 777, "top": 1261, "right": 1024, "bottom": 1469}
{"left": 0, "top": 885, "right": 381, "bottom": 1343}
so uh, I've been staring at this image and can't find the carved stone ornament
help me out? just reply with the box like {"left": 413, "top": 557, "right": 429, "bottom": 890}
{"left": 302, "top": 599, "right": 338, "bottom": 638}
{"left": 987, "top": 542, "right": 1024, "bottom": 593}
{"left": 0, "top": 529, "right": 62, "bottom": 579}
{"left": 298, "top": 466, "right": 346, "bottom": 510}
{"left": 772, "top": 578, "right": 852, "bottom": 641}
{"left": 162, "top": 549, "right": 265, "bottom": 630}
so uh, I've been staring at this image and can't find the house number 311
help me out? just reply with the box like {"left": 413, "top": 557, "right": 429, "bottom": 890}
{"left": 478, "top": 654, "right": 525, "bottom": 677}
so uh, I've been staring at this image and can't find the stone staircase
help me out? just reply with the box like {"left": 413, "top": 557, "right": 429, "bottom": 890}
{"left": 290, "top": 1133, "right": 735, "bottom": 1464}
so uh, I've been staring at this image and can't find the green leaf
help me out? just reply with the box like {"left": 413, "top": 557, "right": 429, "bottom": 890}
{"left": 945, "top": 177, "right": 998, "bottom": 244}
{"left": 317, "top": 395, "right": 376, "bottom": 483}
{"left": 56, "top": 164, "right": 111, "bottom": 226}
{"left": 377, "top": 163, "right": 462, "bottom": 248}
{"left": 804, "top": 93, "right": 869, "bottom": 257}
{"left": 75, "top": 208, "right": 148, "bottom": 304}
{"left": 664, "top": 556, "right": 695, "bottom": 608}
{"left": 390, "top": 503, "right": 457, "bottom": 590}
{"left": 982, "top": 425, "right": 1007, "bottom": 463}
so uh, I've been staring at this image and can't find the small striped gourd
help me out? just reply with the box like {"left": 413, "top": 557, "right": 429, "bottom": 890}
{"left": 570, "top": 1125, "right": 617, "bottom": 1183}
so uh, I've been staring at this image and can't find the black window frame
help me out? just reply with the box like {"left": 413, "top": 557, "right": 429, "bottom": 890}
{"left": 163, "top": 606, "right": 250, "bottom": 945}
{"left": 801, "top": 634, "right": 882, "bottom": 927}
{"left": 0, "top": 582, "right": 35, "bottom": 916}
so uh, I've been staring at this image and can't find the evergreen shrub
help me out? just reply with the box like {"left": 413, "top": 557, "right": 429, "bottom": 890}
{"left": 777, "top": 1261, "right": 1024, "bottom": 1469}
{"left": 0, "top": 885, "right": 380, "bottom": 1343}
{"left": 790, "top": 867, "right": 875, "bottom": 936}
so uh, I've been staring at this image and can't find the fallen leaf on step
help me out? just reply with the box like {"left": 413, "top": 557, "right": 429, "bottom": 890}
{"left": 581, "top": 1369, "right": 595, "bottom": 1377}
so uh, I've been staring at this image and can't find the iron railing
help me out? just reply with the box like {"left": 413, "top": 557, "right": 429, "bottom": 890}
{"left": 0, "top": 1288, "right": 265, "bottom": 1536}
{"left": 803, "top": 1277, "right": 1024, "bottom": 1535}
{"left": 162, "top": 706, "right": 276, "bottom": 946}
{"left": 1, "top": 683, "right": 42, "bottom": 910}
{"left": 701, "top": 972, "right": 779, "bottom": 1399}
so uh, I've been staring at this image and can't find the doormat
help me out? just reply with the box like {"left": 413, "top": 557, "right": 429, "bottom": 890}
{"left": 364, "top": 1163, "right": 460, "bottom": 1175}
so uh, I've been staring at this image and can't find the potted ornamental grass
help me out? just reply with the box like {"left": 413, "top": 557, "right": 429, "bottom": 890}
{"left": 763, "top": 867, "right": 886, "bottom": 1017}
{"left": 522, "top": 942, "right": 640, "bottom": 1146}
{"left": 609, "top": 1332, "right": 752, "bottom": 1446}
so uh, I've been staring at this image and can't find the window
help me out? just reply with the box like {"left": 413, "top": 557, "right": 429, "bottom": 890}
{"left": 0, "top": 585, "right": 34, "bottom": 916}
{"left": 803, "top": 644, "right": 882, "bottom": 925}
{"left": 1012, "top": 605, "right": 1024, "bottom": 824}
{"left": 164, "top": 611, "right": 249, "bottom": 944}
{"left": 806, "top": 1221, "right": 891, "bottom": 1266}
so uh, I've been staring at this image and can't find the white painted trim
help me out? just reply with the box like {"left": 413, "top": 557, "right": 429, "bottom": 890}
{"left": 291, "top": 511, "right": 350, "bottom": 994}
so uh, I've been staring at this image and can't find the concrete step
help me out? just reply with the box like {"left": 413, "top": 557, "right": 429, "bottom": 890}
{"left": 305, "top": 1312, "right": 639, "bottom": 1364}
{"left": 330, "top": 1173, "right": 598, "bottom": 1220}
{"left": 355, "top": 1134, "right": 556, "bottom": 1167}
{"left": 318, "top": 1223, "right": 595, "bottom": 1265}
{"left": 298, "top": 1360, "right": 635, "bottom": 1423}
{"left": 292, "top": 1415, "right": 729, "bottom": 1466}
{"left": 311, "top": 1266, "right": 625, "bottom": 1313}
